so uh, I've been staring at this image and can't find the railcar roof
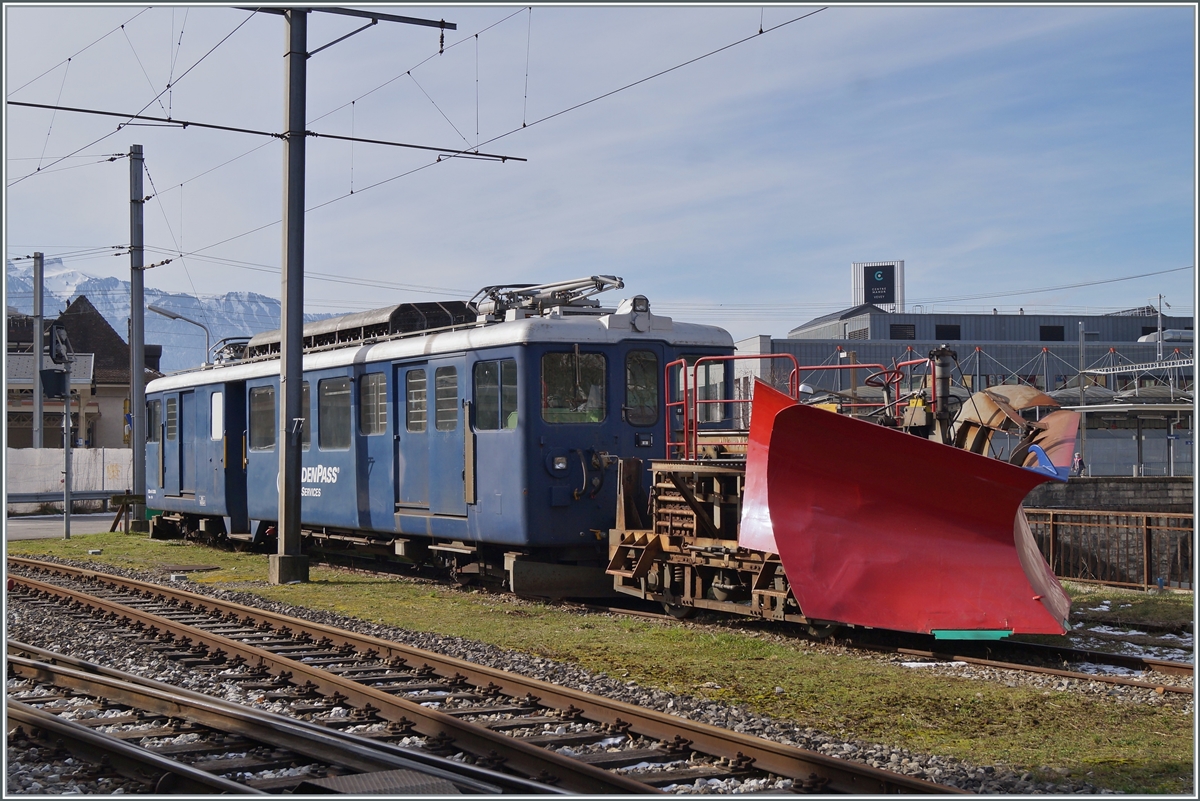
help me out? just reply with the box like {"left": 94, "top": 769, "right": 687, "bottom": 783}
{"left": 146, "top": 306, "right": 733, "bottom": 392}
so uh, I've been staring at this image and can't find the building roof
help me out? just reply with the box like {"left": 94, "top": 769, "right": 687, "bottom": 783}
{"left": 6, "top": 295, "right": 162, "bottom": 386}
{"left": 788, "top": 303, "right": 886, "bottom": 335}
{"left": 54, "top": 296, "right": 133, "bottom": 384}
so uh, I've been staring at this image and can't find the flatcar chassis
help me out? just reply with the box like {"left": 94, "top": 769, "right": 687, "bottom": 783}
{"left": 607, "top": 457, "right": 826, "bottom": 628}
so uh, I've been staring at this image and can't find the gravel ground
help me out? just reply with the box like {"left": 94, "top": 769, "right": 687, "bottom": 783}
{"left": 7, "top": 558, "right": 1185, "bottom": 794}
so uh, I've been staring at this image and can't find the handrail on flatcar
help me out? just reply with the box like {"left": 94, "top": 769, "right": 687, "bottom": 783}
{"left": 665, "top": 355, "right": 937, "bottom": 460}
{"left": 665, "top": 354, "right": 800, "bottom": 460}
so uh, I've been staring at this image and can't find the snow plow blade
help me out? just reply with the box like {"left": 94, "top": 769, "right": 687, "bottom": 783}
{"left": 741, "top": 381, "right": 1071, "bottom": 637}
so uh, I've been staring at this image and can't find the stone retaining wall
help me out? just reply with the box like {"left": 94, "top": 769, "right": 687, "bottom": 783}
{"left": 1026, "top": 476, "right": 1193, "bottom": 514}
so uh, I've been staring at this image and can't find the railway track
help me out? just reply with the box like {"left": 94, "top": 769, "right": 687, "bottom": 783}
{"left": 7, "top": 643, "right": 547, "bottom": 794}
{"left": 6, "top": 557, "right": 956, "bottom": 794}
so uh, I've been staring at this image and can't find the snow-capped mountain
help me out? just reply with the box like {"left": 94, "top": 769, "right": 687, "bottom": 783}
{"left": 6, "top": 258, "right": 334, "bottom": 374}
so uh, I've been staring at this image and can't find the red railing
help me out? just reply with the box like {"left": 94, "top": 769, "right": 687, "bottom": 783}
{"left": 665, "top": 354, "right": 798, "bottom": 460}
{"left": 665, "top": 355, "right": 935, "bottom": 460}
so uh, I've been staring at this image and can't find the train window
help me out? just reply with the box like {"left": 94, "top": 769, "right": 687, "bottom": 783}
{"left": 165, "top": 398, "right": 177, "bottom": 440}
{"left": 406, "top": 370, "right": 427, "bottom": 432}
{"left": 210, "top": 392, "right": 223, "bottom": 440}
{"left": 300, "top": 382, "right": 310, "bottom": 451}
{"left": 249, "top": 387, "right": 275, "bottom": 450}
{"left": 474, "top": 359, "right": 518, "bottom": 430}
{"left": 147, "top": 400, "right": 161, "bottom": 443}
{"left": 542, "top": 350, "right": 606, "bottom": 424}
{"left": 625, "top": 351, "right": 658, "bottom": 426}
{"left": 434, "top": 367, "right": 458, "bottom": 431}
{"left": 319, "top": 377, "right": 352, "bottom": 450}
{"left": 359, "top": 373, "right": 387, "bottom": 435}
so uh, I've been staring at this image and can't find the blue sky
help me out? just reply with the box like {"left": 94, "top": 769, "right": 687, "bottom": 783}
{"left": 4, "top": 3, "right": 1195, "bottom": 341}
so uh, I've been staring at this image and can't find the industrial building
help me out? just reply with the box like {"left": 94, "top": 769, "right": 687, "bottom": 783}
{"left": 733, "top": 262, "right": 1194, "bottom": 477}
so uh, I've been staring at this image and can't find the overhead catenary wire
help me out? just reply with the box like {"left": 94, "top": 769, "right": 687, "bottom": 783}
{"left": 522, "top": 7, "right": 532, "bottom": 127}
{"left": 12, "top": 6, "right": 817, "bottom": 281}
{"left": 121, "top": 24, "right": 169, "bottom": 117}
{"left": 168, "top": 7, "right": 190, "bottom": 117}
{"left": 306, "top": 6, "right": 529, "bottom": 128}
{"left": 903, "top": 266, "right": 1194, "bottom": 306}
{"left": 143, "top": 159, "right": 215, "bottom": 335}
{"left": 36, "top": 57, "right": 72, "bottom": 171}
{"left": 6, "top": 102, "right": 524, "bottom": 164}
{"left": 113, "top": 7, "right": 533, "bottom": 216}
{"left": 186, "top": 5, "right": 831, "bottom": 251}
{"left": 7, "top": 8, "right": 261, "bottom": 187}
{"left": 266, "top": 6, "right": 831, "bottom": 221}
{"left": 405, "top": 72, "right": 472, "bottom": 150}
{"left": 7, "top": 152, "right": 128, "bottom": 180}
{"left": 5, "top": 6, "right": 151, "bottom": 98}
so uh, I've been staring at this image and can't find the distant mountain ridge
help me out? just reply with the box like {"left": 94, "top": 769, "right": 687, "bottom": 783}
{"left": 6, "top": 258, "right": 336, "bottom": 374}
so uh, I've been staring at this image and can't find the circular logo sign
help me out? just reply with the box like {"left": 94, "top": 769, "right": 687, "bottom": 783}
{"left": 874, "top": 271, "right": 884, "bottom": 281}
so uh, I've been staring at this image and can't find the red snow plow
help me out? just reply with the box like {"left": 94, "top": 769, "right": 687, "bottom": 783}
{"left": 607, "top": 351, "right": 1077, "bottom": 638}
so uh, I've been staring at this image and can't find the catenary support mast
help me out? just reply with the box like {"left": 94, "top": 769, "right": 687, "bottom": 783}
{"left": 272, "top": 8, "right": 309, "bottom": 583}
{"left": 268, "top": 6, "right": 456, "bottom": 584}
{"left": 129, "top": 144, "right": 148, "bottom": 531}
{"left": 32, "top": 252, "right": 43, "bottom": 448}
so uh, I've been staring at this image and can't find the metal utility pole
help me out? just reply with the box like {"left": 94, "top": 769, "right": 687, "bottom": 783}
{"left": 272, "top": 7, "right": 310, "bottom": 584}
{"left": 129, "top": 144, "right": 148, "bottom": 531}
{"left": 33, "top": 251, "right": 43, "bottom": 448}
{"left": 266, "top": 6, "right": 457, "bottom": 585}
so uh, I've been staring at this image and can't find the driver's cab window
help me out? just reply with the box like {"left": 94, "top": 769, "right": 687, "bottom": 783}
{"left": 624, "top": 351, "right": 658, "bottom": 425}
{"left": 542, "top": 350, "right": 606, "bottom": 423}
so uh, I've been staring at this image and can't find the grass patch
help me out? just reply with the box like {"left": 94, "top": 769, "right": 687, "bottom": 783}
{"left": 1062, "top": 581, "right": 1194, "bottom": 631}
{"left": 7, "top": 533, "right": 1194, "bottom": 793}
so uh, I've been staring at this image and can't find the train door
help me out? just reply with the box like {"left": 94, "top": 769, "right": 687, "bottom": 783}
{"left": 179, "top": 390, "right": 196, "bottom": 495}
{"left": 357, "top": 369, "right": 394, "bottom": 530}
{"left": 162, "top": 395, "right": 180, "bottom": 495}
{"left": 206, "top": 388, "right": 227, "bottom": 507}
{"left": 244, "top": 380, "right": 280, "bottom": 521}
{"left": 429, "top": 359, "right": 467, "bottom": 516}
{"left": 393, "top": 358, "right": 466, "bottom": 517}
{"left": 222, "top": 382, "right": 250, "bottom": 533}
{"left": 395, "top": 363, "right": 430, "bottom": 508}
{"left": 622, "top": 345, "right": 665, "bottom": 454}
{"left": 145, "top": 397, "right": 164, "bottom": 494}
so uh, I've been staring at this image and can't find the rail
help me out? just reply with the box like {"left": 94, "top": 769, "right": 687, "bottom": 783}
{"left": 9, "top": 558, "right": 957, "bottom": 795}
{"left": 1025, "top": 509, "right": 1195, "bottom": 591}
{"left": 7, "top": 642, "right": 542, "bottom": 794}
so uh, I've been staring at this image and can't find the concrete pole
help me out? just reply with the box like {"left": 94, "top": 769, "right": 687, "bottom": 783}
{"left": 33, "top": 252, "right": 43, "bottom": 448}
{"left": 129, "top": 144, "right": 148, "bottom": 531}
{"left": 271, "top": 8, "right": 309, "bottom": 584}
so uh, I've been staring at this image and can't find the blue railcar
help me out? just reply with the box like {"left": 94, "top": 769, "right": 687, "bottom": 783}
{"left": 144, "top": 279, "right": 734, "bottom": 595}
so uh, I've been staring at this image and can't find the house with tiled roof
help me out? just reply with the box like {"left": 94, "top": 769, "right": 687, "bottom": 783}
{"left": 6, "top": 295, "right": 162, "bottom": 448}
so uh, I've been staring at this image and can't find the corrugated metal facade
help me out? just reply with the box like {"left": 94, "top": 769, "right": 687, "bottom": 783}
{"left": 789, "top": 309, "right": 1193, "bottom": 344}
{"left": 758, "top": 339, "right": 1191, "bottom": 393}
